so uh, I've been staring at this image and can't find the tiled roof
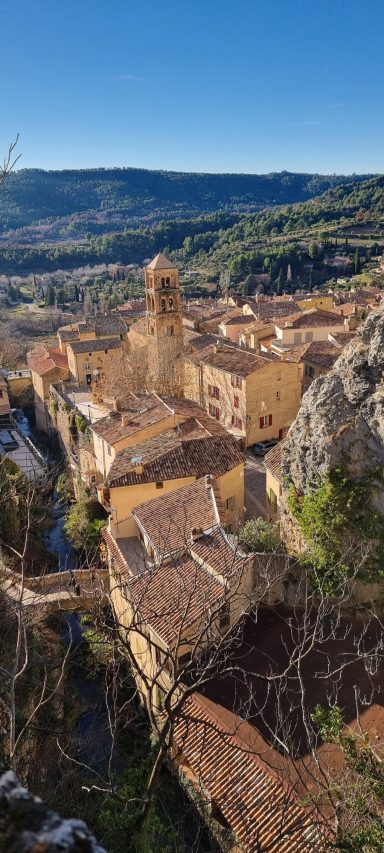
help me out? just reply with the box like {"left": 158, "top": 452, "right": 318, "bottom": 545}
{"left": 265, "top": 437, "right": 287, "bottom": 485}
{"left": 27, "top": 346, "right": 69, "bottom": 376}
{"left": 68, "top": 337, "right": 122, "bottom": 355}
{"left": 105, "top": 428, "right": 243, "bottom": 488}
{"left": 132, "top": 477, "right": 223, "bottom": 556}
{"left": 256, "top": 301, "right": 301, "bottom": 320}
{"left": 79, "top": 313, "right": 127, "bottom": 336}
{"left": 102, "top": 528, "right": 150, "bottom": 578}
{"left": 173, "top": 694, "right": 325, "bottom": 852}
{"left": 275, "top": 309, "right": 343, "bottom": 330}
{"left": 127, "top": 553, "right": 225, "bottom": 647}
{"left": 91, "top": 393, "right": 171, "bottom": 445}
{"left": 221, "top": 314, "right": 257, "bottom": 326}
{"left": 58, "top": 329, "right": 79, "bottom": 342}
{"left": 146, "top": 252, "right": 176, "bottom": 270}
{"left": 190, "top": 528, "right": 249, "bottom": 580}
{"left": 93, "top": 393, "right": 230, "bottom": 446}
{"left": 329, "top": 331, "right": 356, "bottom": 346}
{"left": 282, "top": 340, "right": 342, "bottom": 369}
{"left": 189, "top": 343, "right": 274, "bottom": 377}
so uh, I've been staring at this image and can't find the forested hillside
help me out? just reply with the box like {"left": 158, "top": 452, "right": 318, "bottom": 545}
{"left": 0, "top": 167, "right": 371, "bottom": 241}
{"left": 1, "top": 174, "right": 383, "bottom": 277}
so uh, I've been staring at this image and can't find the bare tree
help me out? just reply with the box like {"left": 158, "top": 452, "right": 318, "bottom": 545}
{"left": 0, "top": 135, "right": 20, "bottom": 187}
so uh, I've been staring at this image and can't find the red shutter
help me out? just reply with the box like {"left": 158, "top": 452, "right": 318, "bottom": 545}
{"left": 260, "top": 416, "right": 264, "bottom": 429}
{"left": 234, "top": 395, "right": 239, "bottom": 409}
{"left": 215, "top": 387, "right": 220, "bottom": 399}
{"left": 269, "top": 414, "right": 273, "bottom": 426}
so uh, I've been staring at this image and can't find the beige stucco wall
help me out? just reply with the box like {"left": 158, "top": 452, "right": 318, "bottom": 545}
{"left": 275, "top": 320, "right": 346, "bottom": 346}
{"left": 296, "top": 295, "right": 334, "bottom": 311}
{"left": 105, "top": 463, "right": 244, "bottom": 539}
{"left": 185, "top": 358, "right": 301, "bottom": 447}
{"left": 92, "top": 413, "right": 183, "bottom": 478}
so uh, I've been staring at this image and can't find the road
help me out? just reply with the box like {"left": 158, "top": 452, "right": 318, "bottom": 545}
{"left": 244, "top": 451, "right": 267, "bottom": 520}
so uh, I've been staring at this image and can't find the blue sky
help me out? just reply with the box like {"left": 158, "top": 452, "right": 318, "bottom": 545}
{"left": 1, "top": 0, "right": 384, "bottom": 174}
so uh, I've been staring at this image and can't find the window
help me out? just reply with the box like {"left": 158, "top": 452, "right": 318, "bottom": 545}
{"left": 155, "top": 646, "right": 164, "bottom": 666}
{"left": 161, "top": 277, "right": 165, "bottom": 288}
{"left": 224, "top": 496, "right": 235, "bottom": 511}
{"left": 155, "top": 481, "right": 163, "bottom": 489}
{"left": 259, "top": 414, "right": 272, "bottom": 428}
{"left": 276, "top": 390, "right": 280, "bottom": 399}
{"left": 89, "top": 352, "right": 92, "bottom": 357}
{"left": 104, "top": 349, "right": 107, "bottom": 355}
{"left": 234, "top": 395, "right": 239, "bottom": 409}
{"left": 160, "top": 298, "right": 166, "bottom": 312}
{"left": 165, "top": 276, "right": 170, "bottom": 287}
{"left": 107, "top": 445, "right": 112, "bottom": 456}
{"left": 208, "top": 384, "right": 220, "bottom": 399}
{"left": 90, "top": 474, "right": 96, "bottom": 484}
{"left": 169, "top": 297, "right": 174, "bottom": 309}
{"left": 84, "top": 362, "right": 90, "bottom": 370}
{"left": 208, "top": 403, "right": 220, "bottom": 420}
{"left": 304, "top": 365, "right": 315, "bottom": 378}
{"left": 168, "top": 325, "right": 174, "bottom": 336}
{"left": 293, "top": 332, "right": 302, "bottom": 345}
{"left": 231, "top": 415, "right": 243, "bottom": 429}
{"left": 305, "top": 331, "right": 313, "bottom": 342}
{"left": 231, "top": 374, "right": 242, "bottom": 389}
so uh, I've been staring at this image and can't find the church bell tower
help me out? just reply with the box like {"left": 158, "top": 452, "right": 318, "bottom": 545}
{"left": 145, "top": 253, "right": 184, "bottom": 395}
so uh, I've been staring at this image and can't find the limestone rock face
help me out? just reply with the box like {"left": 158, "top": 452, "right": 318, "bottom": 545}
{"left": 282, "top": 309, "right": 384, "bottom": 510}
{"left": 0, "top": 771, "right": 106, "bottom": 852}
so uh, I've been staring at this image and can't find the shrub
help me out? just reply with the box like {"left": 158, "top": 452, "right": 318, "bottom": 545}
{"left": 238, "top": 517, "right": 281, "bottom": 553}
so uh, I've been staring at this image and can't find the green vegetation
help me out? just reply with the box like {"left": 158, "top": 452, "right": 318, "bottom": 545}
{"left": 312, "top": 705, "right": 384, "bottom": 851}
{"left": 238, "top": 517, "right": 281, "bottom": 553}
{"left": 0, "top": 167, "right": 369, "bottom": 239}
{"left": 64, "top": 496, "right": 106, "bottom": 554}
{"left": 287, "top": 468, "right": 384, "bottom": 588}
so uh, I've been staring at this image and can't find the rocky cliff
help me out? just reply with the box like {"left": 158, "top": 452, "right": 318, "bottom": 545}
{"left": 282, "top": 308, "right": 384, "bottom": 510}
{"left": 0, "top": 771, "right": 106, "bottom": 852}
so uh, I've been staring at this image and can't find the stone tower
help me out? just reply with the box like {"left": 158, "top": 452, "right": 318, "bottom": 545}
{"left": 145, "top": 252, "right": 184, "bottom": 395}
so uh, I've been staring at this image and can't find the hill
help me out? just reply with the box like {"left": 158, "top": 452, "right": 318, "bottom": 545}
{"left": 0, "top": 167, "right": 372, "bottom": 242}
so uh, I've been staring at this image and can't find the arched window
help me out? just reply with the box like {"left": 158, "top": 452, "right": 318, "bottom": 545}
{"left": 160, "top": 298, "right": 166, "bottom": 312}
{"left": 161, "top": 277, "right": 165, "bottom": 288}
{"left": 169, "top": 297, "right": 174, "bottom": 309}
{"left": 165, "top": 276, "right": 170, "bottom": 288}
{"left": 168, "top": 325, "right": 174, "bottom": 336}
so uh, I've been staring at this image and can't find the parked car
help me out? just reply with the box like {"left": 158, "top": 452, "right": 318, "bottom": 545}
{"left": 251, "top": 440, "right": 277, "bottom": 457}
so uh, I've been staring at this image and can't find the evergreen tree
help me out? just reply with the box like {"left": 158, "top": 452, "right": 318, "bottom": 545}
{"left": 276, "top": 267, "right": 284, "bottom": 295}
{"left": 354, "top": 248, "right": 361, "bottom": 275}
{"left": 45, "top": 284, "right": 55, "bottom": 306}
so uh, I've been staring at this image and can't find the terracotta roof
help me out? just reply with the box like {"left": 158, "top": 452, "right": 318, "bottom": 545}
{"left": 265, "top": 437, "right": 288, "bottom": 485}
{"left": 105, "top": 428, "right": 243, "bottom": 488}
{"left": 173, "top": 694, "right": 325, "bottom": 852}
{"left": 58, "top": 329, "right": 79, "bottom": 342}
{"left": 102, "top": 528, "right": 150, "bottom": 578}
{"left": 256, "top": 301, "right": 301, "bottom": 320}
{"left": 189, "top": 344, "right": 275, "bottom": 377}
{"left": 275, "top": 309, "right": 344, "bottom": 330}
{"left": 146, "top": 252, "right": 176, "bottom": 271}
{"left": 159, "top": 395, "right": 230, "bottom": 436}
{"left": 282, "top": 340, "right": 342, "bottom": 369}
{"left": 68, "top": 337, "right": 122, "bottom": 355}
{"left": 132, "top": 477, "right": 223, "bottom": 556}
{"left": 27, "top": 346, "right": 69, "bottom": 376}
{"left": 127, "top": 553, "right": 225, "bottom": 647}
{"left": 78, "top": 314, "right": 127, "bottom": 336}
{"left": 220, "top": 314, "right": 257, "bottom": 327}
{"left": 190, "top": 527, "right": 249, "bottom": 580}
{"left": 91, "top": 393, "right": 172, "bottom": 445}
{"left": 329, "top": 331, "right": 356, "bottom": 346}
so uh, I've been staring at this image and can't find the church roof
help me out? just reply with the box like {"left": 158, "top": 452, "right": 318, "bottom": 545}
{"left": 146, "top": 252, "right": 176, "bottom": 271}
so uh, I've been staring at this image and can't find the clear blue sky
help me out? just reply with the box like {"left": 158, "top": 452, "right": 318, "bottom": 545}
{"left": 1, "top": 0, "right": 384, "bottom": 174}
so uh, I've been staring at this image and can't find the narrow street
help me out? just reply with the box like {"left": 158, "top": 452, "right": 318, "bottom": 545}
{"left": 244, "top": 451, "right": 267, "bottom": 520}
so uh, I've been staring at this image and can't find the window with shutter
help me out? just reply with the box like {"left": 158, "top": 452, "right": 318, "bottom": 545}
{"left": 234, "top": 395, "right": 239, "bottom": 409}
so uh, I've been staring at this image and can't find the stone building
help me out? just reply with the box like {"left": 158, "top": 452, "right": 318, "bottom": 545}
{"left": 144, "top": 253, "right": 184, "bottom": 395}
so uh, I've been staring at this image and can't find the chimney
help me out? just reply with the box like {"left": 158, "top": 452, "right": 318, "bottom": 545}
{"left": 190, "top": 526, "right": 205, "bottom": 543}
{"left": 205, "top": 474, "right": 213, "bottom": 490}
{"left": 121, "top": 414, "right": 132, "bottom": 426}
{"left": 134, "top": 464, "right": 143, "bottom": 475}
{"left": 112, "top": 396, "right": 121, "bottom": 412}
